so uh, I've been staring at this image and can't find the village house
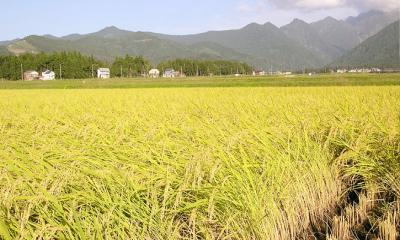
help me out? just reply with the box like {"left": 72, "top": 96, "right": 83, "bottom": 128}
{"left": 97, "top": 68, "right": 110, "bottom": 79}
{"left": 371, "top": 68, "right": 382, "bottom": 73}
{"left": 149, "top": 69, "right": 160, "bottom": 78}
{"left": 40, "top": 70, "right": 55, "bottom": 80}
{"left": 163, "top": 68, "right": 175, "bottom": 78}
{"left": 23, "top": 70, "right": 39, "bottom": 81}
{"left": 252, "top": 70, "right": 266, "bottom": 76}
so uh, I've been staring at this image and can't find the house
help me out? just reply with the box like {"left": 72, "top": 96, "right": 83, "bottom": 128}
{"left": 252, "top": 70, "right": 266, "bottom": 76}
{"left": 23, "top": 70, "right": 39, "bottom": 81}
{"left": 97, "top": 68, "right": 110, "bottom": 79}
{"left": 40, "top": 70, "right": 55, "bottom": 80}
{"left": 149, "top": 69, "right": 160, "bottom": 78}
{"left": 163, "top": 68, "right": 175, "bottom": 78}
{"left": 371, "top": 68, "right": 382, "bottom": 73}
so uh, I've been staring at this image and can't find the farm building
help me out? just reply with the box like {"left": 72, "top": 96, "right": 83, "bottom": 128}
{"left": 23, "top": 70, "right": 39, "bottom": 81}
{"left": 149, "top": 69, "right": 160, "bottom": 78}
{"left": 163, "top": 68, "right": 176, "bottom": 78}
{"left": 40, "top": 70, "right": 55, "bottom": 80}
{"left": 252, "top": 70, "right": 266, "bottom": 76}
{"left": 97, "top": 68, "right": 110, "bottom": 79}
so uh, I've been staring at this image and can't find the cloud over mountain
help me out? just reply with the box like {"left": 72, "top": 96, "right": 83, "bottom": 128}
{"left": 268, "top": 0, "right": 400, "bottom": 11}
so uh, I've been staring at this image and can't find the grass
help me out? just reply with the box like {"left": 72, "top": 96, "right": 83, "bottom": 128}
{"left": 0, "top": 73, "right": 399, "bottom": 89}
{"left": 0, "top": 81, "right": 399, "bottom": 239}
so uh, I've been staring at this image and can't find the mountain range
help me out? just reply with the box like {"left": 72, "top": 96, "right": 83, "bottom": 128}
{"left": 331, "top": 20, "right": 400, "bottom": 68}
{"left": 0, "top": 10, "right": 398, "bottom": 70}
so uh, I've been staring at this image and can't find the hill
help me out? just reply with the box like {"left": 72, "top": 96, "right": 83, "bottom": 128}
{"left": 331, "top": 21, "right": 400, "bottom": 68}
{"left": 4, "top": 27, "right": 260, "bottom": 66}
{"left": 346, "top": 10, "right": 399, "bottom": 41}
{"left": 280, "top": 10, "right": 398, "bottom": 63}
{"left": 0, "top": 11, "right": 398, "bottom": 70}
{"left": 152, "top": 22, "right": 325, "bottom": 70}
{"left": 280, "top": 18, "right": 343, "bottom": 62}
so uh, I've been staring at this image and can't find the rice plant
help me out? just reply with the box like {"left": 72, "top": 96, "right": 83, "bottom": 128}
{"left": 0, "top": 86, "right": 399, "bottom": 239}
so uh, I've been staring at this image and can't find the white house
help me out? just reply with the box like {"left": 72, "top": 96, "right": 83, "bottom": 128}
{"left": 40, "top": 70, "right": 55, "bottom": 80}
{"left": 97, "top": 68, "right": 110, "bottom": 79}
{"left": 252, "top": 70, "right": 266, "bottom": 76}
{"left": 163, "top": 68, "right": 175, "bottom": 78}
{"left": 23, "top": 70, "right": 39, "bottom": 81}
{"left": 149, "top": 69, "right": 160, "bottom": 78}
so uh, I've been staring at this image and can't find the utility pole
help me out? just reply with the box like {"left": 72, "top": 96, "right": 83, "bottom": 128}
{"left": 59, "top": 64, "right": 62, "bottom": 80}
{"left": 120, "top": 65, "right": 123, "bottom": 78}
{"left": 91, "top": 64, "right": 94, "bottom": 78}
{"left": 20, "top": 63, "right": 24, "bottom": 80}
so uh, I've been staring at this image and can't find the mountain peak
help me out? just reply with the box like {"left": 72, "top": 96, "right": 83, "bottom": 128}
{"left": 346, "top": 10, "right": 384, "bottom": 24}
{"left": 242, "top": 22, "right": 262, "bottom": 30}
{"left": 312, "top": 16, "right": 341, "bottom": 27}
{"left": 290, "top": 18, "right": 308, "bottom": 26}
{"left": 42, "top": 34, "right": 59, "bottom": 40}
{"left": 93, "top": 26, "right": 130, "bottom": 38}
{"left": 322, "top": 16, "right": 339, "bottom": 22}
{"left": 263, "top": 22, "right": 279, "bottom": 30}
{"left": 100, "top": 26, "right": 121, "bottom": 32}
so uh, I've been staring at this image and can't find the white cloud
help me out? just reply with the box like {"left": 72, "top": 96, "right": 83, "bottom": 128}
{"left": 267, "top": 0, "right": 400, "bottom": 11}
{"left": 350, "top": 0, "right": 400, "bottom": 11}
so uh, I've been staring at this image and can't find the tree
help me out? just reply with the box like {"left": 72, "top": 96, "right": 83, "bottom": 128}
{"left": 0, "top": 52, "right": 106, "bottom": 80}
{"left": 157, "top": 59, "right": 253, "bottom": 76}
{"left": 111, "top": 55, "right": 151, "bottom": 78}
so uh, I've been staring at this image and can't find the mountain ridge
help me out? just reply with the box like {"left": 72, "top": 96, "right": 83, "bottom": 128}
{"left": 1, "top": 10, "right": 398, "bottom": 70}
{"left": 330, "top": 21, "right": 400, "bottom": 68}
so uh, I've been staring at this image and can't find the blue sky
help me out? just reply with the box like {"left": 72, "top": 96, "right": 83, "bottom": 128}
{"left": 1, "top": 0, "right": 396, "bottom": 41}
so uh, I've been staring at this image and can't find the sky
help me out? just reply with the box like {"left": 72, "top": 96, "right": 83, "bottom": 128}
{"left": 1, "top": 0, "right": 399, "bottom": 41}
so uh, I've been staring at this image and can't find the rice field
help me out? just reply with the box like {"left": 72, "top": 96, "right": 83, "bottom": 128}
{"left": 0, "top": 86, "right": 399, "bottom": 239}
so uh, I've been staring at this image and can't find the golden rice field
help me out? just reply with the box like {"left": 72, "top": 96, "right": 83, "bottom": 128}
{"left": 0, "top": 86, "right": 399, "bottom": 239}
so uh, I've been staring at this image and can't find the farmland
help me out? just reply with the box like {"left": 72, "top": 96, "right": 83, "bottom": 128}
{"left": 0, "top": 75, "right": 399, "bottom": 239}
{"left": 1, "top": 73, "right": 400, "bottom": 89}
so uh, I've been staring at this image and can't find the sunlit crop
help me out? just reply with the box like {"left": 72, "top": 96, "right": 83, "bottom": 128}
{"left": 0, "top": 86, "right": 399, "bottom": 239}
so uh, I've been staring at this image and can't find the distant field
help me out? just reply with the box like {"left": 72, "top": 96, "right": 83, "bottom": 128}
{"left": 0, "top": 86, "right": 399, "bottom": 239}
{"left": 0, "top": 73, "right": 400, "bottom": 89}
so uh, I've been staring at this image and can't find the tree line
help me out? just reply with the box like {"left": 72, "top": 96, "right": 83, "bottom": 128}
{"left": 0, "top": 52, "right": 103, "bottom": 80}
{"left": 0, "top": 52, "right": 253, "bottom": 80}
{"left": 157, "top": 59, "right": 253, "bottom": 76}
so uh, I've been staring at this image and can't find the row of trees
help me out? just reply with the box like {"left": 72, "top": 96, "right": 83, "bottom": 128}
{"left": 0, "top": 52, "right": 103, "bottom": 80}
{"left": 0, "top": 52, "right": 254, "bottom": 80}
{"left": 157, "top": 59, "right": 253, "bottom": 76}
{"left": 111, "top": 56, "right": 151, "bottom": 78}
